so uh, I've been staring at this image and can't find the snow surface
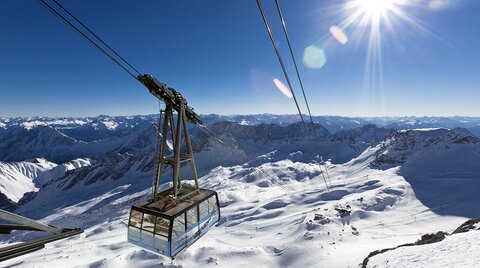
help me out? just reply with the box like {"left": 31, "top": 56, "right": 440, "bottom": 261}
{"left": 101, "top": 121, "right": 119, "bottom": 130}
{"left": 0, "top": 158, "right": 91, "bottom": 203}
{"left": 368, "top": 230, "right": 480, "bottom": 268}
{"left": 0, "top": 159, "right": 56, "bottom": 202}
{"left": 1, "top": 125, "right": 479, "bottom": 267}
{"left": 20, "top": 119, "right": 87, "bottom": 130}
{"left": 2, "top": 114, "right": 480, "bottom": 134}
{"left": 2, "top": 133, "right": 478, "bottom": 267}
{"left": 400, "top": 127, "right": 449, "bottom": 132}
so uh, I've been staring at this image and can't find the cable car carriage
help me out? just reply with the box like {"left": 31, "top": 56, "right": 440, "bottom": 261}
{"left": 128, "top": 75, "right": 220, "bottom": 257}
{"left": 128, "top": 188, "right": 219, "bottom": 257}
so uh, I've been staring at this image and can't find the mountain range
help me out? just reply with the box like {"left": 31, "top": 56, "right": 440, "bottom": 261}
{"left": 1, "top": 114, "right": 479, "bottom": 267}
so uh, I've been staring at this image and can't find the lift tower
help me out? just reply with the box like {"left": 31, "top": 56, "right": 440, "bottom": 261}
{"left": 138, "top": 74, "right": 202, "bottom": 202}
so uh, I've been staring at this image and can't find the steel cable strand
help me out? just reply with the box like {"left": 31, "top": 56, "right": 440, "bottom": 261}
{"left": 51, "top": 0, "right": 142, "bottom": 76}
{"left": 37, "top": 0, "right": 139, "bottom": 80}
{"left": 255, "top": 0, "right": 308, "bottom": 134}
{"left": 197, "top": 125, "right": 292, "bottom": 195}
{"left": 274, "top": 0, "right": 316, "bottom": 136}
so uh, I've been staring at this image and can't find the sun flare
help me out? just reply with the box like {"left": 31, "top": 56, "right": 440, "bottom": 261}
{"left": 340, "top": 0, "right": 415, "bottom": 115}
{"left": 358, "top": 0, "right": 396, "bottom": 17}
{"left": 347, "top": 0, "right": 404, "bottom": 27}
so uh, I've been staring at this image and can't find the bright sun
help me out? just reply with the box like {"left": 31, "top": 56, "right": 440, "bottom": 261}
{"left": 347, "top": 0, "right": 403, "bottom": 26}
{"left": 359, "top": 0, "right": 396, "bottom": 15}
{"left": 337, "top": 0, "right": 414, "bottom": 115}
{"left": 358, "top": 0, "right": 396, "bottom": 13}
{"left": 320, "top": 0, "right": 429, "bottom": 115}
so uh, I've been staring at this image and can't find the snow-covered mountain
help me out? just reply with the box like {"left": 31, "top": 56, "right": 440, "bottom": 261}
{"left": 1, "top": 114, "right": 479, "bottom": 137}
{"left": 371, "top": 128, "right": 480, "bottom": 219}
{"left": 192, "top": 121, "right": 395, "bottom": 164}
{"left": 367, "top": 219, "right": 480, "bottom": 268}
{"left": 0, "top": 158, "right": 56, "bottom": 203}
{"left": 4, "top": 121, "right": 393, "bottom": 216}
{"left": 0, "top": 158, "right": 91, "bottom": 210}
{"left": 1, "top": 114, "right": 480, "bottom": 267}
{"left": 372, "top": 128, "right": 480, "bottom": 169}
{"left": 201, "top": 115, "right": 480, "bottom": 134}
{"left": 0, "top": 116, "right": 396, "bottom": 198}
{"left": 1, "top": 124, "right": 479, "bottom": 267}
{"left": 1, "top": 114, "right": 478, "bottom": 163}
{"left": 0, "top": 117, "right": 156, "bottom": 163}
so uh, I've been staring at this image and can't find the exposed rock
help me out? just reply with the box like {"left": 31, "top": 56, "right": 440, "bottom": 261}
{"left": 452, "top": 218, "right": 480, "bottom": 234}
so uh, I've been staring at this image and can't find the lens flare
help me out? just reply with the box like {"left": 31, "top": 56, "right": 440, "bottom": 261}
{"left": 339, "top": 0, "right": 431, "bottom": 116}
{"left": 273, "top": 78, "right": 293, "bottom": 98}
{"left": 329, "top": 26, "right": 348, "bottom": 45}
{"left": 303, "top": 45, "right": 327, "bottom": 69}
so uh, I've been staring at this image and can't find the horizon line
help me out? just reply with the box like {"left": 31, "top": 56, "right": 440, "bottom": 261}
{"left": 2, "top": 113, "right": 480, "bottom": 120}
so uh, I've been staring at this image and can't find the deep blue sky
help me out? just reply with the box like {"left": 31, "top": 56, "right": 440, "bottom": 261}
{"left": 1, "top": 0, "right": 479, "bottom": 117}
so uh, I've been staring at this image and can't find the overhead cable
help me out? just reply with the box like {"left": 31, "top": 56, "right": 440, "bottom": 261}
{"left": 197, "top": 124, "right": 292, "bottom": 195}
{"left": 37, "top": 0, "right": 140, "bottom": 80}
{"left": 274, "top": 0, "right": 316, "bottom": 135}
{"left": 255, "top": 0, "right": 308, "bottom": 134}
{"left": 256, "top": 1, "right": 333, "bottom": 191}
{"left": 51, "top": 0, "right": 142, "bottom": 76}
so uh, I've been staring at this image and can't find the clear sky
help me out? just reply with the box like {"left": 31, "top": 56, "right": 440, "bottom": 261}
{"left": 1, "top": 0, "right": 479, "bottom": 117}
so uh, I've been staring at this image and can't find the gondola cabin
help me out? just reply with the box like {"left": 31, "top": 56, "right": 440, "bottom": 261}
{"left": 127, "top": 75, "right": 221, "bottom": 257}
{"left": 128, "top": 188, "right": 220, "bottom": 257}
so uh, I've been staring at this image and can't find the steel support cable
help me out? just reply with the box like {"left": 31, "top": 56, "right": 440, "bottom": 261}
{"left": 255, "top": 0, "right": 308, "bottom": 134}
{"left": 324, "top": 162, "right": 332, "bottom": 186}
{"left": 50, "top": 0, "right": 142, "bottom": 76}
{"left": 319, "top": 165, "right": 331, "bottom": 192}
{"left": 197, "top": 125, "right": 331, "bottom": 197}
{"left": 37, "top": 0, "right": 139, "bottom": 81}
{"left": 275, "top": 0, "right": 332, "bottom": 192}
{"left": 273, "top": 0, "right": 334, "bottom": 193}
{"left": 274, "top": 0, "right": 316, "bottom": 135}
{"left": 197, "top": 124, "right": 292, "bottom": 195}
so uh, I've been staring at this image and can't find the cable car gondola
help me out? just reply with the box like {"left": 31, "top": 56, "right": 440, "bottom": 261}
{"left": 128, "top": 188, "right": 219, "bottom": 257}
{"left": 127, "top": 75, "right": 220, "bottom": 257}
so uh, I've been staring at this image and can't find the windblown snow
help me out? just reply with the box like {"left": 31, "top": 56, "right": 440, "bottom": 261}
{"left": 368, "top": 229, "right": 480, "bottom": 268}
{"left": 0, "top": 115, "right": 479, "bottom": 267}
